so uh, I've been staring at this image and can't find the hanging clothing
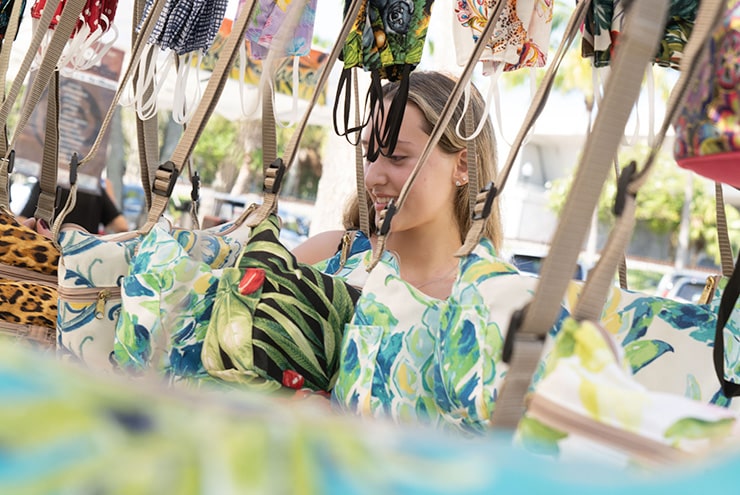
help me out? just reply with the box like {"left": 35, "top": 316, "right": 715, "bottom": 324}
{"left": 334, "top": 0, "right": 435, "bottom": 161}
{"left": 142, "top": 0, "right": 228, "bottom": 55}
{"left": 581, "top": 0, "right": 699, "bottom": 69}
{"left": 453, "top": 0, "right": 554, "bottom": 74}
{"left": 245, "top": 0, "right": 318, "bottom": 60}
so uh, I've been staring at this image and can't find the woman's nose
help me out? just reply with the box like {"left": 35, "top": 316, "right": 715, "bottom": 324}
{"left": 363, "top": 158, "right": 387, "bottom": 189}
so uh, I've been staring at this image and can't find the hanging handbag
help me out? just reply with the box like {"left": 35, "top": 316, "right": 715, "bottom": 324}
{"left": 202, "top": 212, "right": 361, "bottom": 392}
{"left": 673, "top": 1, "right": 740, "bottom": 188}
{"left": 518, "top": 316, "right": 740, "bottom": 466}
{"left": 54, "top": 0, "right": 258, "bottom": 372}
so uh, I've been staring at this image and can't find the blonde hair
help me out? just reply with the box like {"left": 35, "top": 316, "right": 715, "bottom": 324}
{"left": 381, "top": 71, "right": 502, "bottom": 252}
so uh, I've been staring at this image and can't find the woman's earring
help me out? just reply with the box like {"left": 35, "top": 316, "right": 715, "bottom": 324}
{"left": 455, "top": 180, "right": 462, "bottom": 187}
{"left": 462, "top": 175, "right": 468, "bottom": 183}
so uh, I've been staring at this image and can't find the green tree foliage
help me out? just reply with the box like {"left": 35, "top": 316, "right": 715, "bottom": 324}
{"left": 547, "top": 145, "right": 740, "bottom": 265}
{"left": 192, "top": 115, "right": 246, "bottom": 186}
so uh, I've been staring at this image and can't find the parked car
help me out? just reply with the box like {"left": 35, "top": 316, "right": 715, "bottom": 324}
{"left": 663, "top": 276, "right": 711, "bottom": 304}
{"left": 509, "top": 252, "right": 590, "bottom": 281}
{"left": 655, "top": 269, "right": 716, "bottom": 300}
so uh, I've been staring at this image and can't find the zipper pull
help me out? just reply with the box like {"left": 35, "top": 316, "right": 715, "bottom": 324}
{"left": 95, "top": 289, "right": 110, "bottom": 319}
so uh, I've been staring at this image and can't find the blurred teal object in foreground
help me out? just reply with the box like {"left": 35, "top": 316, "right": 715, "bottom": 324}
{"left": 0, "top": 339, "right": 739, "bottom": 494}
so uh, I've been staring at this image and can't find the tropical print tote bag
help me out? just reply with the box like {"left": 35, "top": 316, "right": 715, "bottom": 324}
{"left": 202, "top": 214, "right": 361, "bottom": 392}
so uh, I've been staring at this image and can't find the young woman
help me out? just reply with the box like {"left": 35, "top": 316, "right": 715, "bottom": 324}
{"left": 294, "top": 70, "right": 502, "bottom": 300}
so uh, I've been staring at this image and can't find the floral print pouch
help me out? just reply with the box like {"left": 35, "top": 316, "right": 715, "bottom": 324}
{"left": 673, "top": 0, "right": 740, "bottom": 188}
{"left": 453, "top": 0, "right": 554, "bottom": 74}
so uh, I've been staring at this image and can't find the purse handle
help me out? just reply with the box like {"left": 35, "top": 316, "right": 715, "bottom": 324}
{"left": 572, "top": 0, "right": 726, "bottom": 322}
{"left": 241, "top": 0, "right": 365, "bottom": 229}
{"left": 0, "top": 0, "right": 80, "bottom": 214}
{"left": 490, "top": 0, "right": 672, "bottom": 429}
{"left": 50, "top": 0, "right": 169, "bottom": 239}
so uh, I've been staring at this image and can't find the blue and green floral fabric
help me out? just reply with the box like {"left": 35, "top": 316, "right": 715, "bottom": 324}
{"left": 559, "top": 278, "right": 737, "bottom": 408}
{"left": 332, "top": 238, "right": 557, "bottom": 434}
{"left": 59, "top": 218, "right": 252, "bottom": 374}
{"left": 113, "top": 224, "right": 243, "bottom": 385}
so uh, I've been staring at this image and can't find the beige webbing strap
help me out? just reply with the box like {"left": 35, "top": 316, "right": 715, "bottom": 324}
{"left": 492, "top": 0, "right": 590, "bottom": 196}
{"left": 0, "top": 0, "right": 24, "bottom": 156}
{"left": 35, "top": 71, "right": 60, "bottom": 224}
{"left": 0, "top": 0, "right": 79, "bottom": 212}
{"left": 3, "top": 0, "right": 86, "bottom": 162}
{"left": 143, "top": 0, "right": 364, "bottom": 233}
{"left": 574, "top": 0, "right": 727, "bottom": 322}
{"left": 71, "top": 0, "right": 167, "bottom": 173}
{"left": 465, "top": 106, "right": 478, "bottom": 216}
{"left": 0, "top": 0, "right": 26, "bottom": 210}
{"left": 0, "top": 0, "right": 66, "bottom": 210}
{"left": 133, "top": 0, "right": 160, "bottom": 211}
{"left": 0, "top": 0, "right": 61, "bottom": 160}
{"left": 491, "top": 0, "right": 670, "bottom": 429}
{"left": 716, "top": 183, "right": 734, "bottom": 278}
{"left": 354, "top": 68, "right": 370, "bottom": 237}
{"left": 239, "top": 0, "right": 364, "bottom": 229}
{"left": 143, "top": 0, "right": 260, "bottom": 230}
{"left": 262, "top": 81, "right": 278, "bottom": 171}
{"left": 51, "top": 0, "right": 168, "bottom": 240}
{"left": 370, "top": 0, "right": 507, "bottom": 269}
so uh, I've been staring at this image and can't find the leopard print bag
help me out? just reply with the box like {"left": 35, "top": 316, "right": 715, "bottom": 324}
{"left": 0, "top": 209, "right": 58, "bottom": 347}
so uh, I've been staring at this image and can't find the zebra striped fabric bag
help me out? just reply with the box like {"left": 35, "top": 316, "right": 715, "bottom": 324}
{"left": 202, "top": 213, "right": 361, "bottom": 392}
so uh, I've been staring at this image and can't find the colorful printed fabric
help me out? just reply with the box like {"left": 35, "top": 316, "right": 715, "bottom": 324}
{"left": 673, "top": 1, "right": 740, "bottom": 188}
{"left": 57, "top": 219, "right": 252, "bottom": 373}
{"left": 581, "top": 0, "right": 699, "bottom": 69}
{"left": 453, "top": 0, "right": 553, "bottom": 74}
{"left": 112, "top": 224, "right": 245, "bottom": 385}
{"left": 336, "top": 0, "right": 435, "bottom": 160}
{"left": 142, "top": 0, "right": 228, "bottom": 55}
{"left": 332, "top": 239, "right": 559, "bottom": 434}
{"left": 313, "top": 230, "right": 372, "bottom": 280}
{"left": 202, "top": 214, "right": 361, "bottom": 392}
{"left": 556, "top": 276, "right": 737, "bottom": 408}
{"left": 341, "top": 0, "right": 434, "bottom": 80}
{"left": 244, "top": 0, "right": 318, "bottom": 60}
{"left": 31, "top": 0, "right": 118, "bottom": 35}
{"left": 518, "top": 317, "right": 740, "bottom": 465}
{"left": 14, "top": 337, "right": 740, "bottom": 495}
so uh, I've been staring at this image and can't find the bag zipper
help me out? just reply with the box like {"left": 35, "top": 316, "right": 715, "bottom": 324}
{"left": 57, "top": 285, "right": 121, "bottom": 319}
{"left": 0, "top": 263, "right": 57, "bottom": 286}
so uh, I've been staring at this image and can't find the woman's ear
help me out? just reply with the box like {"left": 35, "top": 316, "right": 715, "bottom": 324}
{"left": 453, "top": 149, "right": 469, "bottom": 186}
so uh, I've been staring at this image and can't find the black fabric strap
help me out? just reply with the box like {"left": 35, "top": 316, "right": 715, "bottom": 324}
{"left": 715, "top": 249, "right": 740, "bottom": 397}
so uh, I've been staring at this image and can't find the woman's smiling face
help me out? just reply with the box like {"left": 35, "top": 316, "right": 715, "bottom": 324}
{"left": 362, "top": 102, "right": 465, "bottom": 237}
